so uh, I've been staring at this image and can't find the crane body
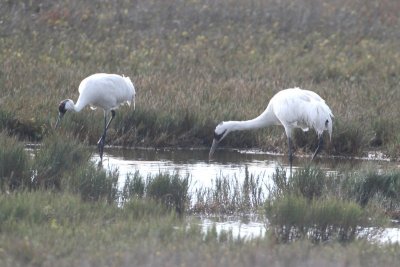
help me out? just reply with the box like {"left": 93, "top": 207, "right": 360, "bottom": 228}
{"left": 209, "top": 88, "right": 334, "bottom": 173}
{"left": 56, "top": 73, "right": 136, "bottom": 162}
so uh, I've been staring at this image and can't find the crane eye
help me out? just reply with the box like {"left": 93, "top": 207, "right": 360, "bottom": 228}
{"left": 214, "top": 129, "right": 227, "bottom": 141}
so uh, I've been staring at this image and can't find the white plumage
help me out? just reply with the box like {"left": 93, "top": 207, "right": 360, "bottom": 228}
{"left": 55, "top": 73, "right": 136, "bottom": 161}
{"left": 270, "top": 88, "right": 333, "bottom": 139}
{"left": 209, "top": 88, "right": 334, "bottom": 172}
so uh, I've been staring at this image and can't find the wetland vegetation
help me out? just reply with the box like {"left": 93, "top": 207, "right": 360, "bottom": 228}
{"left": 1, "top": 0, "right": 400, "bottom": 266}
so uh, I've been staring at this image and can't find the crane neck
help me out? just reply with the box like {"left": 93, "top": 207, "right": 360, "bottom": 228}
{"left": 65, "top": 99, "right": 86, "bottom": 113}
{"left": 73, "top": 100, "right": 86, "bottom": 112}
{"left": 226, "top": 105, "right": 279, "bottom": 132}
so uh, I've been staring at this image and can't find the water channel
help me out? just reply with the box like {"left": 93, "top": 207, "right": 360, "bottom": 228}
{"left": 96, "top": 147, "right": 399, "bottom": 243}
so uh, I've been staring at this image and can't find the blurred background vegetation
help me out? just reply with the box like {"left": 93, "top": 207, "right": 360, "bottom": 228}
{"left": 0, "top": 0, "right": 399, "bottom": 158}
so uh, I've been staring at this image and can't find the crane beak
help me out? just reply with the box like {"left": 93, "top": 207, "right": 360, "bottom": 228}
{"left": 55, "top": 112, "right": 64, "bottom": 129}
{"left": 209, "top": 139, "right": 219, "bottom": 160}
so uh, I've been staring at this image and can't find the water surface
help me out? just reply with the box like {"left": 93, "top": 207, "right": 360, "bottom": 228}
{"left": 96, "top": 147, "right": 399, "bottom": 242}
{"left": 98, "top": 147, "right": 360, "bottom": 190}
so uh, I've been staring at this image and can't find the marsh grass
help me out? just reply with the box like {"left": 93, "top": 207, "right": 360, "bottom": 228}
{"left": 0, "top": 191, "right": 179, "bottom": 250}
{"left": 1, "top": 0, "right": 400, "bottom": 158}
{"left": 32, "top": 133, "right": 90, "bottom": 190}
{"left": 31, "top": 134, "right": 122, "bottom": 202}
{"left": 0, "top": 109, "right": 44, "bottom": 141}
{"left": 0, "top": 131, "right": 30, "bottom": 191}
{"left": 121, "top": 171, "right": 145, "bottom": 200}
{"left": 0, "top": 134, "right": 399, "bottom": 265}
{"left": 192, "top": 167, "right": 265, "bottom": 214}
{"left": 0, "top": 191, "right": 399, "bottom": 267}
{"left": 265, "top": 166, "right": 390, "bottom": 243}
{"left": 70, "top": 165, "right": 119, "bottom": 203}
{"left": 122, "top": 167, "right": 264, "bottom": 215}
{"left": 122, "top": 172, "right": 190, "bottom": 215}
{"left": 350, "top": 170, "right": 400, "bottom": 217}
{"left": 146, "top": 172, "right": 190, "bottom": 215}
{"left": 1, "top": 0, "right": 400, "bottom": 264}
{"left": 266, "top": 195, "right": 369, "bottom": 243}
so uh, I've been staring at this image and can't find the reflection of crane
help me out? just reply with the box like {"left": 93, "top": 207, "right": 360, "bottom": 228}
{"left": 55, "top": 73, "right": 136, "bottom": 162}
{"left": 209, "top": 88, "right": 333, "bottom": 173}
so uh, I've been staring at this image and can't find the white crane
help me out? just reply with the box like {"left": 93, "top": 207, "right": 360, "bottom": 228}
{"left": 55, "top": 73, "right": 136, "bottom": 162}
{"left": 209, "top": 87, "right": 334, "bottom": 173}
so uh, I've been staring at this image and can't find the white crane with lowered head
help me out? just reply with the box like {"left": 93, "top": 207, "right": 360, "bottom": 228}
{"left": 55, "top": 73, "right": 136, "bottom": 162}
{"left": 209, "top": 87, "right": 334, "bottom": 173}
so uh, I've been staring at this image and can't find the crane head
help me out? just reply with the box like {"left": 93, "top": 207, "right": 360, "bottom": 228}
{"left": 55, "top": 99, "right": 73, "bottom": 129}
{"left": 209, "top": 122, "right": 229, "bottom": 159}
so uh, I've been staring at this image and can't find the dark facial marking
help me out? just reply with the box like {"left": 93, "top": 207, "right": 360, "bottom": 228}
{"left": 325, "top": 119, "right": 329, "bottom": 127}
{"left": 58, "top": 100, "right": 67, "bottom": 114}
{"left": 214, "top": 129, "right": 227, "bottom": 141}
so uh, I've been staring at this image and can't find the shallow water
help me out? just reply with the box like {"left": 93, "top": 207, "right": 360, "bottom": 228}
{"left": 96, "top": 147, "right": 399, "bottom": 243}
{"left": 100, "top": 147, "right": 290, "bottom": 191}
{"left": 98, "top": 147, "right": 358, "bottom": 190}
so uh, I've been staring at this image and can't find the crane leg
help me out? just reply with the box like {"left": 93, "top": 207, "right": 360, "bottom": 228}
{"left": 311, "top": 136, "right": 323, "bottom": 161}
{"left": 98, "top": 110, "right": 116, "bottom": 161}
{"left": 288, "top": 137, "right": 293, "bottom": 177}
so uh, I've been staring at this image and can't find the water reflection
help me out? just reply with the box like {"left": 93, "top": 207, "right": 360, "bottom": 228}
{"left": 198, "top": 215, "right": 267, "bottom": 240}
{"left": 98, "top": 147, "right": 293, "bottom": 191}
{"left": 95, "top": 147, "right": 399, "bottom": 243}
{"left": 97, "top": 147, "right": 351, "bottom": 189}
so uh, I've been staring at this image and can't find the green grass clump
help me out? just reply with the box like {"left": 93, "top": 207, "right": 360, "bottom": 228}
{"left": 69, "top": 165, "right": 119, "bottom": 203}
{"left": 31, "top": 133, "right": 121, "bottom": 202}
{"left": 265, "top": 166, "right": 389, "bottom": 243}
{"left": 269, "top": 165, "right": 327, "bottom": 200}
{"left": 192, "top": 167, "right": 265, "bottom": 214}
{"left": 266, "top": 195, "right": 368, "bottom": 243}
{"left": 350, "top": 170, "right": 400, "bottom": 216}
{"left": 146, "top": 173, "right": 189, "bottom": 215}
{"left": 0, "top": 131, "right": 30, "bottom": 191}
{"left": 123, "top": 172, "right": 190, "bottom": 215}
{"left": 32, "top": 134, "right": 90, "bottom": 190}
{"left": 0, "top": 131, "right": 122, "bottom": 203}
{"left": 0, "top": 110, "right": 14, "bottom": 132}
{"left": 121, "top": 171, "right": 145, "bottom": 200}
